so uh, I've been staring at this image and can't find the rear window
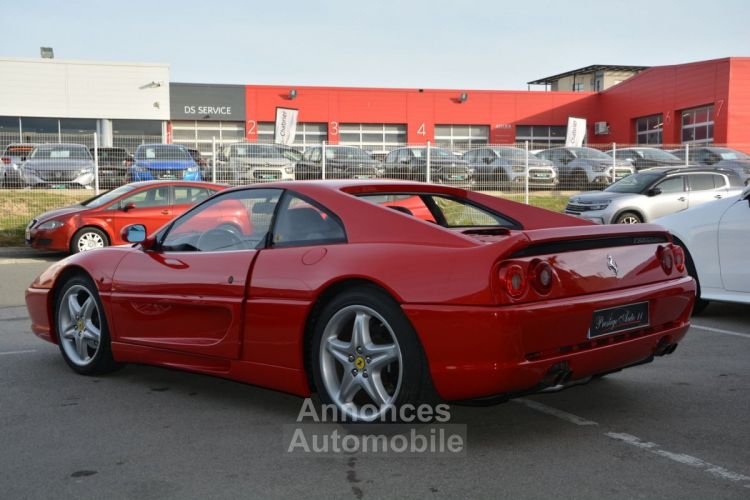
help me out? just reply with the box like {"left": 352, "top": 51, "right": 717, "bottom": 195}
{"left": 358, "top": 193, "right": 517, "bottom": 228}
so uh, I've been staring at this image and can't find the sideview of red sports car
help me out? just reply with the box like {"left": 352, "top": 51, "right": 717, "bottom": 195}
{"left": 25, "top": 181, "right": 695, "bottom": 421}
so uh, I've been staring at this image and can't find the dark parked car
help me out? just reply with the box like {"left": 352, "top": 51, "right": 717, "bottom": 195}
{"left": 186, "top": 148, "right": 210, "bottom": 180}
{"left": 382, "top": 147, "right": 471, "bottom": 186}
{"left": 462, "top": 146, "right": 558, "bottom": 189}
{"left": 90, "top": 147, "right": 133, "bottom": 188}
{"left": 536, "top": 147, "right": 634, "bottom": 189}
{"left": 1, "top": 143, "right": 36, "bottom": 187}
{"left": 296, "top": 146, "right": 381, "bottom": 180}
{"left": 670, "top": 147, "right": 750, "bottom": 184}
{"left": 606, "top": 147, "right": 684, "bottom": 171}
{"left": 20, "top": 144, "right": 96, "bottom": 188}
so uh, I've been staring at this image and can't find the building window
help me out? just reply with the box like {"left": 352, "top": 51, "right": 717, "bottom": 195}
{"left": 515, "top": 125, "right": 567, "bottom": 149}
{"left": 681, "top": 105, "right": 714, "bottom": 145}
{"left": 0, "top": 117, "right": 21, "bottom": 147}
{"left": 573, "top": 82, "right": 584, "bottom": 92}
{"left": 339, "top": 123, "right": 406, "bottom": 153}
{"left": 59, "top": 119, "right": 97, "bottom": 134}
{"left": 434, "top": 125, "right": 489, "bottom": 150}
{"left": 635, "top": 114, "right": 663, "bottom": 145}
{"left": 254, "top": 122, "right": 327, "bottom": 150}
{"left": 171, "top": 121, "right": 245, "bottom": 158}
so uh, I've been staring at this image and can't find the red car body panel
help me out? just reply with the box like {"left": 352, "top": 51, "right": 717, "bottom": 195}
{"left": 26, "top": 181, "right": 223, "bottom": 252}
{"left": 25, "top": 180, "right": 696, "bottom": 401}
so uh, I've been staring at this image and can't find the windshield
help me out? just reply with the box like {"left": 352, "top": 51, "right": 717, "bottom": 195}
{"left": 604, "top": 172, "right": 662, "bottom": 193}
{"left": 30, "top": 145, "right": 91, "bottom": 160}
{"left": 491, "top": 147, "right": 527, "bottom": 159}
{"left": 328, "top": 148, "right": 373, "bottom": 160}
{"left": 641, "top": 149, "right": 681, "bottom": 161}
{"left": 276, "top": 147, "right": 302, "bottom": 162}
{"left": 228, "top": 144, "right": 284, "bottom": 159}
{"left": 712, "top": 148, "right": 750, "bottom": 160}
{"left": 81, "top": 185, "right": 137, "bottom": 208}
{"left": 569, "top": 148, "right": 612, "bottom": 160}
{"left": 410, "top": 148, "right": 454, "bottom": 159}
{"left": 136, "top": 145, "right": 191, "bottom": 161}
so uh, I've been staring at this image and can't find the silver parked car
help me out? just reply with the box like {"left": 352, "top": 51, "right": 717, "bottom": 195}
{"left": 536, "top": 147, "right": 634, "bottom": 189}
{"left": 20, "top": 144, "right": 96, "bottom": 188}
{"left": 216, "top": 143, "right": 296, "bottom": 183}
{"left": 564, "top": 167, "right": 745, "bottom": 224}
{"left": 462, "top": 146, "right": 558, "bottom": 189}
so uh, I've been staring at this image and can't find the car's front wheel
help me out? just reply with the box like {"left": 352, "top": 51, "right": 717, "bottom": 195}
{"left": 311, "top": 285, "right": 435, "bottom": 422}
{"left": 615, "top": 211, "right": 643, "bottom": 224}
{"left": 71, "top": 227, "right": 109, "bottom": 254}
{"left": 55, "top": 275, "right": 120, "bottom": 375}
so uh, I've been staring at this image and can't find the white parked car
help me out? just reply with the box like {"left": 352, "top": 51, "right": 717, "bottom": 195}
{"left": 655, "top": 185, "right": 750, "bottom": 313}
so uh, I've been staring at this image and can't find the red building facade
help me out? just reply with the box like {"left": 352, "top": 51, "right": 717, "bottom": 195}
{"left": 241, "top": 57, "right": 749, "bottom": 150}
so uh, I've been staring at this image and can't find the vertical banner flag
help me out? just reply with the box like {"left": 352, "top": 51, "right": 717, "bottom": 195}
{"left": 565, "top": 116, "right": 587, "bottom": 147}
{"left": 274, "top": 107, "right": 299, "bottom": 145}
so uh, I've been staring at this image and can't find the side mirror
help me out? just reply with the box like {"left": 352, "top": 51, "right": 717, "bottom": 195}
{"left": 647, "top": 187, "right": 662, "bottom": 197}
{"left": 122, "top": 202, "right": 136, "bottom": 212}
{"left": 483, "top": 157, "right": 493, "bottom": 165}
{"left": 122, "top": 224, "right": 146, "bottom": 243}
{"left": 121, "top": 224, "right": 157, "bottom": 250}
{"left": 399, "top": 158, "right": 410, "bottom": 165}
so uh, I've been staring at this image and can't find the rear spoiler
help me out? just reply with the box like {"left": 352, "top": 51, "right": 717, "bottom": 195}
{"left": 505, "top": 224, "right": 671, "bottom": 258}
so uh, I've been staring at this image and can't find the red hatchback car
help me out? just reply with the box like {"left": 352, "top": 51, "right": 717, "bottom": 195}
{"left": 25, "top": 181, "right": 695, "bottom": 422}
{"left": 25, "top": 181, "right": 224, "bottom": 254}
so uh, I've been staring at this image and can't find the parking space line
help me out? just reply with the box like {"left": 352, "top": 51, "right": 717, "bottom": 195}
{"left": 0, "top": 349, "right": 37, "bottom": 356}
{"left": 691, "top": 324, "right": 750, "bottom": 339}
{"left": 513, "top": 398, "right": 598, "bottom": 426}
{"left": 606, "top": 432, "right": 750, "bottom": 488}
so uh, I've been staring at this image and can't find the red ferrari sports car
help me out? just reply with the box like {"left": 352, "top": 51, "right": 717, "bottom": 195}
{"left": 25, "top": 181, "right": 695, "bottom": 421}
{"left": 25, "top": 181, "right": 223, "bottom": 254}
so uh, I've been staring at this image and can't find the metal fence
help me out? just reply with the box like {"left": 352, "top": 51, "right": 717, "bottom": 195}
{"left": 2, "top": 130, "right": 749, "bottom": 245}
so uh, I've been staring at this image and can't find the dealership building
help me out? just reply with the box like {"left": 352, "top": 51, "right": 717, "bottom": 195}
{"left": 1, "top": 56, "right": 748, "bottom": 158}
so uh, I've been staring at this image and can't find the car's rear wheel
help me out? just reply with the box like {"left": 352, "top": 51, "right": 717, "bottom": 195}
{"left": 615, "top": 211, "right": 643, "bottom": 224}
{"left": 55, "top": 275, "right": 120, "bottom": 375}
{"left": 311, "top": 285, "right": 434, "bottom": 422}
{"left": 71, "top": 227, "right": 109, "bottom": 254}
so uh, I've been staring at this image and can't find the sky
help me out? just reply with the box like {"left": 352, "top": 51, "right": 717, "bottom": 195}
{"left": 3, "top": 0, "right": 749, "bottom": 90}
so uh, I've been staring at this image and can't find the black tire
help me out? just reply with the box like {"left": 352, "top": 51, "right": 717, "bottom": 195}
{"left": 54, "top": 274, "right": 120, "bottom": 375}
{"left": 70, "top": 227, "right": 110, "bottom": 254}
{"left": 310, "top": 284, "right": 436, "bottom": 422}
{"left": 615, "top": 211, "right": 643, "bottom": 224}
{"left": 674, "top": 240, "right": 710, "bottom": 315}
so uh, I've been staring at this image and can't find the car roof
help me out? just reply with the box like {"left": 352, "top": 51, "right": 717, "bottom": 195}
{"left": 639, "top": 166, "right": 740, "bottom": 175}
{"left": 125, "top": 180, "right": 224, "bottom": 189}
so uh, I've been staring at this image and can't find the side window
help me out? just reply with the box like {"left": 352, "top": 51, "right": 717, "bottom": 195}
{"left": 463, "top": 150, "right": 477, "bottom": 163}
{"left": 688, "top": 174, "right": 717, "bottom": 191}
{"left": 429, "top": 195, "right": 515, "bottom": 227}
{"left": 310, "top": 148, "right": 321, "bottom": 162}
{"left": 173, "top": 186, "right": 214, "bottom": 205}
{"left": 714, "top": 174, "right": 728, "bottom": 189}
{"left": 161, "top": 189, "right": 282, "bottom": 252}
{"left": 360, "top": 194, "right": 437, "bottom": 223}
{"left": 385, "top": 150, "right": 398, "bottom": 163}
{"left": 656, "top": 176, "right": 685, "bottom": 193}
{"left": 272, "top": 193, "right": 346, "bottom": 247}
{"left": 118, "top": 187, "right": 170, "bottom": 209}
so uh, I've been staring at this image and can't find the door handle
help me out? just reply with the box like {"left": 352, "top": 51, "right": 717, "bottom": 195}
{"left": 161, "top": 210, "right": 171, "bottom": 215}
{"left": 678, "top": 197, "right": 686, "bottom": 202}
{"left": 714, "top": 194, "right": 723, "bottom": 199}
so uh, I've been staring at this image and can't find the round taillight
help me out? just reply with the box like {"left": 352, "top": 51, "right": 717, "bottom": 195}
{"left": 658, "top": 246, "right": 674, "bottom": 274}
{"left": 672, "top": 245, "right": 686, "bottom": 273}
{"left": 504, "top": 264, "right": 528, "bottom": 298}
{"left": 531, "top": 261, "right": 555, "bottom": 295}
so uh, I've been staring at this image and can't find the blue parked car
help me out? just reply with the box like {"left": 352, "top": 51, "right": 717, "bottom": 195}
{"left": 129, "top": 144, "right": 202, "bottom": 182}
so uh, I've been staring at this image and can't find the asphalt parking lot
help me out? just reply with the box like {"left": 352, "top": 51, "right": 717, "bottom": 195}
{"left": 1, "top": 248, "right": 748, "bottom": 499}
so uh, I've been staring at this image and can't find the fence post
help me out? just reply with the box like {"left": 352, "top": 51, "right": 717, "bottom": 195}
{"left": 211, "top": 136, "right": 217, "bottom": 183}
{"left": 524, "top": 140, "right": 530, "bottom": 205}
{"left": 611, "top": 142, "right": 617, "bottom": 184}
{"left": 321, "top": 141, "right": 326, "bottom": 180}
{"left": 93, "top": 132, "right": 100, "bottom": 195}
{"left": 426, "top": 141, "right": 431, "bottom": 184}
{"left": 685, "top": 143, "right": 690, "bottom": 166}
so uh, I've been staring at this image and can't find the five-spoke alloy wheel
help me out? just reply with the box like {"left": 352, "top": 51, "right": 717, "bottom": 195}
{"left": 311, "top": 285, "right": 435, "bottom": 423}
{"left": 55, "top": 275, "right": 119, "bottom": 374}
